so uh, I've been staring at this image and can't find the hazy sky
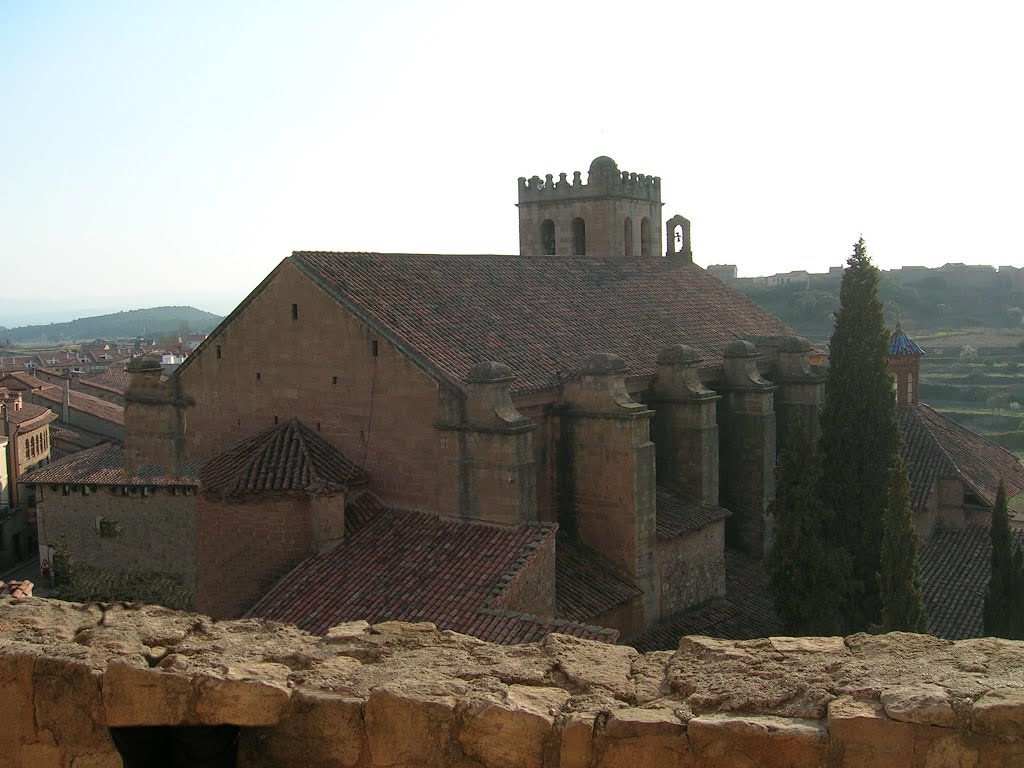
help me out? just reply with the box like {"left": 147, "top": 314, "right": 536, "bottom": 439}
{"left": 2, "top": 1, "right": 1023, "bottom": 321}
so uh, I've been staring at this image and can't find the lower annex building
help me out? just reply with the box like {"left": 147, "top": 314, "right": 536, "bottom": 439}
{"left": 22, "top": 156, "right": 1024, "bottom": 644}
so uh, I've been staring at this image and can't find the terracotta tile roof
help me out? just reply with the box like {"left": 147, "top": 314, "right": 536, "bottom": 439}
{"left": 630, "top": 549, "right": 784, "bottom": 651}
{"left": 1, "top": 401, "right": 56, "bottom": 428}
{"left": 288, "top": 253, "right": 796, "bottom": 394}
{"left": 248, "top": 493, "right": 612, "bottom": 643}
{"left": 79, "top": 368, "right": 132, "bottom": 395}
{"left": 49, "top": 422, "right": 110, "bottom": 450}
{"left": 200, "top": 418, "right": 369, "bottom": 497}
{"left": 0, "top": 371, "right": 48, "bottom": 391}
{"left": 20, "top": 444, "right": 201, "bottom": 487}
{"left": 555, "top": 535, "right": 643, "bottom": 623}
{"left": 920, "top": 525, "right": 1024, "bottom": 639}
{"left": 656, "top": 485, "right": 731, "bottom": 540}
{"left": 31, "top": 387, "right": 125, "bottom": 426}
{"left": 900, "top": 405, "right": 1024, "bottom": 509}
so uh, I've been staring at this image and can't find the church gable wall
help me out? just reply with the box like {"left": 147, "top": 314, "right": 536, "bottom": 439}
{"left": 179, "top": 260, "right": 445, "bottom": 511}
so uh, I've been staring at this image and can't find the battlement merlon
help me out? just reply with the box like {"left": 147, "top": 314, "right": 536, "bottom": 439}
{"left": 517, "top": 156, "right": 662, "bottom": 205}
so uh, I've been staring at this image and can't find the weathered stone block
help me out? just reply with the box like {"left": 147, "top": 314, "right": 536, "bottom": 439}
{"left": 881, "top": 684, "right": 957, "bottom": 727}
{"left": 972, "top": 687, "right": 1024, "bottom": 742}
{"left": 458, "top": 685, "right": 566, "bottom": 768}
{"left": 34, "top": 657, "right": 111, "bottom": 752}
{"left": 828, "top": 696, "right": 915, "bottom": 767}
{"left": 688, "top": 713, "right": 827, "bottom": 767}
{"left": 364, "top": 685, "right": 457, "bottom": 767}
{"left": 240, "top": 689, "right": 364, "bottom": 767}
{"left": 596, "top": 708, "right": 691, "bottom": 767}
{"left": 103, "top": 661, "right": 194, "bottom": 726}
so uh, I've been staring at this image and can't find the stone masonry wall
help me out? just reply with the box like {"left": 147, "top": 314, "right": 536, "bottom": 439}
{"left": 5, "top": 598, "right": 1024, "bottom": 767}
{"left": 37, "top": 487, "right": 197, "bottom": 593}
{"left": 179, "top": 260, "right": 445, "bottom": 512}
{"left": 194, "top": 494, "right": 314, "bottom": 620}
{"left": 491, "top": 529, "right": 556, "bottom": 618}
{"left": 655, "top": 522, "right": 726, "bottom": 617}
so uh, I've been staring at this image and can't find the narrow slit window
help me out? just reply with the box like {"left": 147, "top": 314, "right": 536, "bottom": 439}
{"left": 256, "top": 372, "right": 261, "bottom": 382}
{"left": 371, "top": 340, "right": 379, "bottom": 357}
{"left": 332, "top": 376, "right": 338, "bottom": 385}
{"left": 216, "top": 345, "right": 222, "bottom": 359}
{"left": 291, "top": 303, "right": 298, "bottom": 320}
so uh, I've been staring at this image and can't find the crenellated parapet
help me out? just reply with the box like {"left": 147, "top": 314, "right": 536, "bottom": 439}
{"left": 518, "top": 156, "right": 662, "bottom": 204}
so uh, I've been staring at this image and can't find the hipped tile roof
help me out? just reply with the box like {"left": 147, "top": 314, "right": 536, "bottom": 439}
{"left": 288, "top": 253, "right": 796, "bottom": 394}
{"left": 900, "top": 405, "right": 1024, "bottom": 510}
{"left": 889, "top": 325, "right": 926, "bottom": 356}
{"left": 249, "top": 493, "right": 614, "bottom": 643}
{"left": 31, "top": 386, "right": 125, "bottom": 426}
{"left": 555, "top": 536, "right": 643, "bottom": 623}
{"left": 655, "top": 486, "right": 731, "bottom": 540}
{"left": 20, "top": 444, "right": 201, "bottom": 487}
{"left": 920, "top": 525, "right": 1024, "bottom": 639}
{"left": 630, "top": 549, "right": 784, "bottom": 651}
{"left": 79, "top": 368, "right": 133, "bottom": 395}
{"left": 200, "top": 418, "right": 368, "bottom": 497}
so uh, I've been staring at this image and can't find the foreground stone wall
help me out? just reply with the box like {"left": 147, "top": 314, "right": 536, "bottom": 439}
{"left": 3, "top": 597, "right": 1024, "bottom": 767}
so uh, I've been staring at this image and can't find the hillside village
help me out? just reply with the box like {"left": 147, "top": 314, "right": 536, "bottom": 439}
{"left": 2, "top": 157, "right": 1024, "bottom": 648}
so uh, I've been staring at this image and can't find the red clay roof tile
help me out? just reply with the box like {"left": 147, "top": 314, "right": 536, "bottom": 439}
{"left": 900, "top": 404, "right": 1024, "bottom": 509}
{"left": 289, "top": 253, "right": 797, "bottom": 394}
{"left": 20, "top": 444, "right": 200, "bottom": 486}
{"left": 200, "top": 418, "right": 368, "bottom": 497}
{"left": 248, "top": 492, "right": 612, "bottom": 643}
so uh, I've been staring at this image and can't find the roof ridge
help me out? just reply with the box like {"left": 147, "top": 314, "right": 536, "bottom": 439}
{"left": 915, "top": 404, "right": 990, "bottom": 503}
{"left": 288, "top": 419, "right": 316, "bottom": 491}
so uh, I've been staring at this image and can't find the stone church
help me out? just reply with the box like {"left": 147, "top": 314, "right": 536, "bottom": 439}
{"left": 23, "top": 156, "right": 1024, "bottom": 644}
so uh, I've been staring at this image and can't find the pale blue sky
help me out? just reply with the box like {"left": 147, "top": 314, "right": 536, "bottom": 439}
{"left": 2, "top": 1, "right": 1022, "bottom": 321}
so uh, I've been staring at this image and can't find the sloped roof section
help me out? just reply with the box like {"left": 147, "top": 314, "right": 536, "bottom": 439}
{"left": 889, "top": 325, "right": 925, "bottom": 356}
{"left": 249, "top": 493, "right": 614, "bottom": 643}
{"left": 201, "top": 418, "right": 368, "bottom": 497}
{"left": 656, "top": 485, "right": 731, "bottom": 540}
{"left": 0, "top": 400, "right": 56, "bottom": 428}
{"left": 79, "top": 368, "right": 133, "bottom": 396}
{"left": 920, "top": 525, "right": 1024, "bottom": 639}
{"left": 900, "top": 405, "right": 1024, "bottom": 509}
{"left": 20, "top": 444, "right": 201, "bottom": 486}
{"left": 290, "top": 252, "right": 797, "bottom": 394}
{"left": 555, "top": 536, "right": 643, "bottom": 623}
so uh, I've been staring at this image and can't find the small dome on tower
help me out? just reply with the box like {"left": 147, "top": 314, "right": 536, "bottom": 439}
{"left": 589, "top": 156, "right": 618, "bottom": 174}
{"left": 889, "top": 324, "right": 925, "bottom": 356}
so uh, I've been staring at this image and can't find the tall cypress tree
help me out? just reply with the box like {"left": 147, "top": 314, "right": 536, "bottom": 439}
{"left": 819, "top": 238, "right": 901, "bottom": 631}
{"left": 769, "top": 419, "right": 849, "bottom": 635}
{"left": 877, "top": 459, "right": 928, "bottom": 633}
{"left": 983, "top": 481, "right": 1024, "bottom": 638}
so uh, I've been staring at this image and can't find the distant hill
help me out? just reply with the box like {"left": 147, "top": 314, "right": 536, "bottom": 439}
{"left": 0, "top": 306, "right": 222, "bottom": 344}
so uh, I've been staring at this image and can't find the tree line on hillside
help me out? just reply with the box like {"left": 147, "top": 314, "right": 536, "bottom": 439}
{"left": 0, "top": 306, "right": 222, "bottom": 345}
{"left": 739, "top": 271, "right": 1024, "bottom": 335}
